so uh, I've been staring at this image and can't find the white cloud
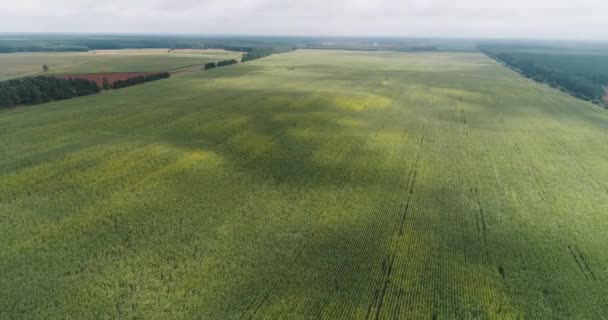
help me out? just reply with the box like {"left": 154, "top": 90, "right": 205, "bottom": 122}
{"left": 0, "top": 0, "right": 606, "bottom": 39}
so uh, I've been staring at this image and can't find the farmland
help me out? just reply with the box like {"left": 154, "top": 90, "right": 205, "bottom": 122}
{"left": 1, "top": 49, "right": 608, "bottom": 319}
{"left": 0, "top": 49, "right": 242, "bottom": 80}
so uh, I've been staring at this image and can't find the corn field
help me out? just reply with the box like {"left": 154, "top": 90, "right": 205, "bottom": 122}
{"left": 1, "top": 50, "right": 608, "bottom": 319}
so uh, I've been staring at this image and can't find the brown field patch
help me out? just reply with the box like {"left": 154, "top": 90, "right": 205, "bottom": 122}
{"left": 603, "top": 86, "right": 608, "bottom": 104}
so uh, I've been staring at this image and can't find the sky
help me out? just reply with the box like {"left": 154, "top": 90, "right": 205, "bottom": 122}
{"left": 1, "top": 0, "right": 607, "bottom": 39}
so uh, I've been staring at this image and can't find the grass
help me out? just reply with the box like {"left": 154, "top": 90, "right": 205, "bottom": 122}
{"left": 0, "top": 49, "right": 242, "bottom": 80}
{"left": 1, "top": 50, "right": 608, "bottom": 319}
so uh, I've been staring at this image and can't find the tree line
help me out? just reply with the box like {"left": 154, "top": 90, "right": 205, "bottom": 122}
{"left": 0, "top": 35, "right": 302, "bottom": 54}
{"left": 241, "top": 47, "right": 292, "bottom": 62}
{"left": 241, "top": 48, "right": 275, "bottom": 62}
{"left": 0, "top": 72, "right": 171, "bottom": 108}
{"left": 0, "top": 76, "right": 99, "bottom": 108}
{"left": 0, "top": 45, "right": 89, "bottom": 53}
{"left": 111, "top": 72, "right": 170, "bottom": 89}
{"left": 482, "top": 49, "right": 607, "bottom": 107}
{"left": 204, "top": 59, "right": 238, "bottom": 70}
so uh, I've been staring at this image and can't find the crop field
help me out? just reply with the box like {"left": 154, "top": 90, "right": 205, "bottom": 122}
{"left": 1, "top": 50, "right": 608, "bottom": 319}
{"left": 0, "top": 49, "right": 242, "bottom": 80}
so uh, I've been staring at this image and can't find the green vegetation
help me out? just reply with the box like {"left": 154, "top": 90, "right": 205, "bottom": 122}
{"left": 0, "top": 43, "right": 89, "bottom": 53}
{"left": 102, "top": 77, "right": 111, "bottom": 90}
{"left": 0, "top": 49, "right": 242, "bottom": 80}
{"left": 0, "top": 35, "right": 234, "bottom": 53}
{"left": 481, "top": 45, "right": 608, "bottom": 106}
{"left": 205, "top": 59, "right": 238, "bottom": 70}
{"left": 217, "top": 59, "right": 238, "bottom": 67}
{"left": 0, "top": 76, "right": 99, "bottom": 107}
{"left": 1, "top": 50, "right": 608, "bottom": 319}
{"left": 241, "top": 47, "right": 294, "bottom": 62}
{"left": 111, "top": 72, "right": 170, "bottom": 89}
{"left": 0, "top": 72, "right": 171, "bottom": 108}
{"left": 0, "top": 34, "right": 477, "bottom": 54}
{"left": 204, "top": 61, "right": 217, "bottom": 70}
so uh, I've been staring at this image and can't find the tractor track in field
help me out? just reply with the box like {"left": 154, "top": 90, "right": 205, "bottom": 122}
{"left": 367, "top": 98, "right": 434, "bottom": 319}
{"left": 398, "top": 125, "right": 425, "bottom": 236}
{"left": 473, "top": 187, "right": 487, "bottom": 242}
{"left": 365, "top": 117, "right": 428, "bottom": 320}
{"left": 567, "top": 245, "right": 598, "bottom": 281}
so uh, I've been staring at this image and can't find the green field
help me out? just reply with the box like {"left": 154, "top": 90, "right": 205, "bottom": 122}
{"left": 1, "top": 50, "right": 608, "bottom": 319}
{"left": 0, "top": 49, "right": 242, "bottom": 80}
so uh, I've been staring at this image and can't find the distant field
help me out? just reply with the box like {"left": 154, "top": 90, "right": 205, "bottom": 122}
{"left": 1, "top": 50, "right": 608, "bottom": 319}
{"left": 0, "top": 49, "right": 242, "bottom": 80}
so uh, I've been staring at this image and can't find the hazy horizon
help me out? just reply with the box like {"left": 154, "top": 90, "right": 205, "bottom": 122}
{"left": 2, "top": 32, "right": 608, "bottom": 43}
{"left": 1, "top": 0, "right": 607, "bottom": 40}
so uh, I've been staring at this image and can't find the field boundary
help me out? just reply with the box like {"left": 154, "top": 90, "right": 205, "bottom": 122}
{"left": 53, "top": 72, "right": 161, "bottom": 88}
{"left": 482, "top": 51, "right": 608, "bottom": 109}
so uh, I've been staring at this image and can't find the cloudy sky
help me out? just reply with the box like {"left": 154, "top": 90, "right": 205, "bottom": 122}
{"left": 1, "top": 0, "right": 606, "bottom": 39}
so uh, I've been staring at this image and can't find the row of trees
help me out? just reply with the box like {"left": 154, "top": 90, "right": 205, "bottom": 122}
{"left": 111, "top": 72, "right": 170, "bottom": 89}
{"left": 218, "top": 59, "right": 238, "bottom": 67}
{"left": 0, "top": 76, "right": 99, "bottom": 108}
{"left": 483, "top": 50, "right": 606, "bottom": 106}
{"left": 204, "top": 59, "right": 238, "bottom": 70}
{"left": 0, "top": 45, "right": 89, "bottom": 53}
{"left": 241, "top": 48, "right": 278, "bottom": 62}
{"left": 204, "top": 62, "right": 217, "bottom": 70}
{"left": 241, "top": 47, "right": 296, "bottom": 62}
{"left": 0, "top": 72, "right": 171, "bottom": 108}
